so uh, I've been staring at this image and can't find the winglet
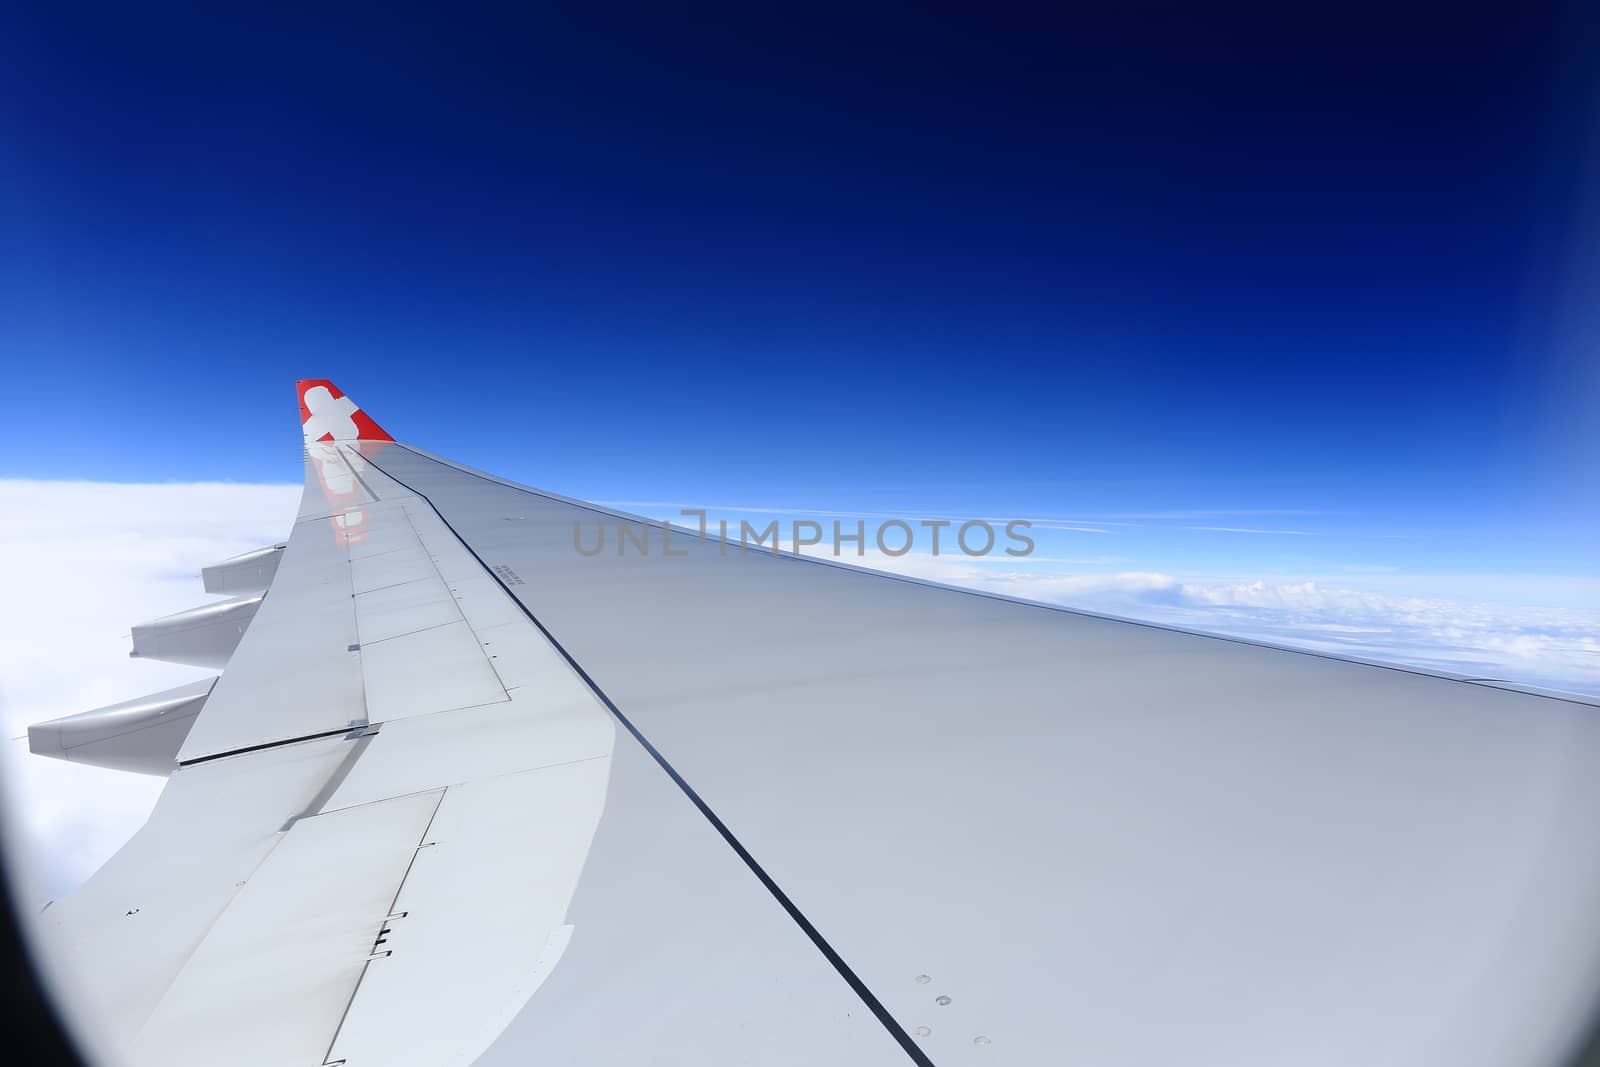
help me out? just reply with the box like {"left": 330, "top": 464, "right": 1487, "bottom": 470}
{"left": 296, "top": 379, "right": 394, "bottom": 443}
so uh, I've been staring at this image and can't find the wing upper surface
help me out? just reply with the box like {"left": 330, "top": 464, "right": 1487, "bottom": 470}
{"left": 38, "top": 406, "right": 914, "bottom": 1066}
{"left": 33, "top": 383, "right": 1600, "bottom": 1067}
{"left": 362, "top": 439, "right": 1600, "bottom": 1067}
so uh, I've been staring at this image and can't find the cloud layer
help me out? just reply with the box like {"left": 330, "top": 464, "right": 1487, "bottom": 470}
{"left": 819, "top": 553, "right": 1600, "bottom": 697}
{"left": 2, "top": 480, "right": 1594, "bottom": 906}
{"left": 0, "top": 480, "right": 300, "bottom": 904}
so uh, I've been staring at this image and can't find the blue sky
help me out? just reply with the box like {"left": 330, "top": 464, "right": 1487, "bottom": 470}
{"left": 2, "top": 5, "right": 1596, "bottom": 607}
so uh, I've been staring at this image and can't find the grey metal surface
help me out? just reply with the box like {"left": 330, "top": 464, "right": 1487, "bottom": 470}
{"left": 328, "top": 762, "right": 609, "bottom": 1067}
{"left": 34, "top": 416, "right": 1600, "bottom": 1067}
{"left": 129, "top": 592, "right": 262, "bottom": 669}
{"left": 28, "top": 678, "right": 213, "bottom": 775}
{"left": 468, "top": 738, "right": 915, "bottom": 1067}
{"left": 36, "top": 436, "right": 916, "bottom": 1067}
{"left": 201, "top": 543, "right": 286, "bottom": 595}
{"left": 175, "top": 456, "right": 367, "bottom": 761}
{"left": 358, "top": 439, "right": 1600, "bottom": 1067}
{"left": 128, "top": 789, "right": 442, "bottom": 1066}
{"left": 38, "top": 732, "right": 363, "bottom": 1057}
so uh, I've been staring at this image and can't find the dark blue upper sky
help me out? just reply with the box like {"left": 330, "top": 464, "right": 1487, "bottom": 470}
{"left": 4, "top": 3, "right": 1596, "bottom": 577}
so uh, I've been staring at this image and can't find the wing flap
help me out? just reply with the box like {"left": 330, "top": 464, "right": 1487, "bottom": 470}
{"left": 359, "top": 620, "right": 509, "bottom": 720}
{"left": 129, "top": 789, "right": 441, "bottom": 1067}
{"left": 352, "top": 574, "right": 460, "bottom": 643}
{"left": 39, "top": 734, "right": 363, "bottom": 1056}
{"left": 325, "top": 763, "right": 608, "bottom": 1067}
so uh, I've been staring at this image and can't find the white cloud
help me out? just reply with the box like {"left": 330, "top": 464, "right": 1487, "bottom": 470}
{"left": 1181, "top": 525, "right": 1314, "bottom": 535}
{"left": 803, "top": 550, "right": 1600, "bottom": 697}
{"left": 0, "top": 480, "right": 300, "bottom": 906}
{"left": 2, "top": 479, "right": 1594, "bottom": 913}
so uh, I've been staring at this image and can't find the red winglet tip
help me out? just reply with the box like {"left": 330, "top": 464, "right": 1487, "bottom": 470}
{"left": 297, "top": 379, "right": 394, "bottom": 443}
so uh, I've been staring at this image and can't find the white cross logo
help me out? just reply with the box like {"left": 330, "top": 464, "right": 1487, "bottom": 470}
{"left": 302, "top": 385, "right": 361, "bottom": 442}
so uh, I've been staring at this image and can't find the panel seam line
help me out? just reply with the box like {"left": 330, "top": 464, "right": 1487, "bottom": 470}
{"left": 363, "top": 449, "right": 938, "bottom": 1067}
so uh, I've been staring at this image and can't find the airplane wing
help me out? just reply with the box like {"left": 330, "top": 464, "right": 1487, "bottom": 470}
{"left": 27, "top": 380, "right": 1600, "bottom": 1067}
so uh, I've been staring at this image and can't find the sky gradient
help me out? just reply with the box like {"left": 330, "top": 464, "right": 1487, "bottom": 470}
{"left": 3, "top": 6, "right": 1596, "bottom": 600}
{"left": 3, "top": 7, "right": 1600, "bottom": 898}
